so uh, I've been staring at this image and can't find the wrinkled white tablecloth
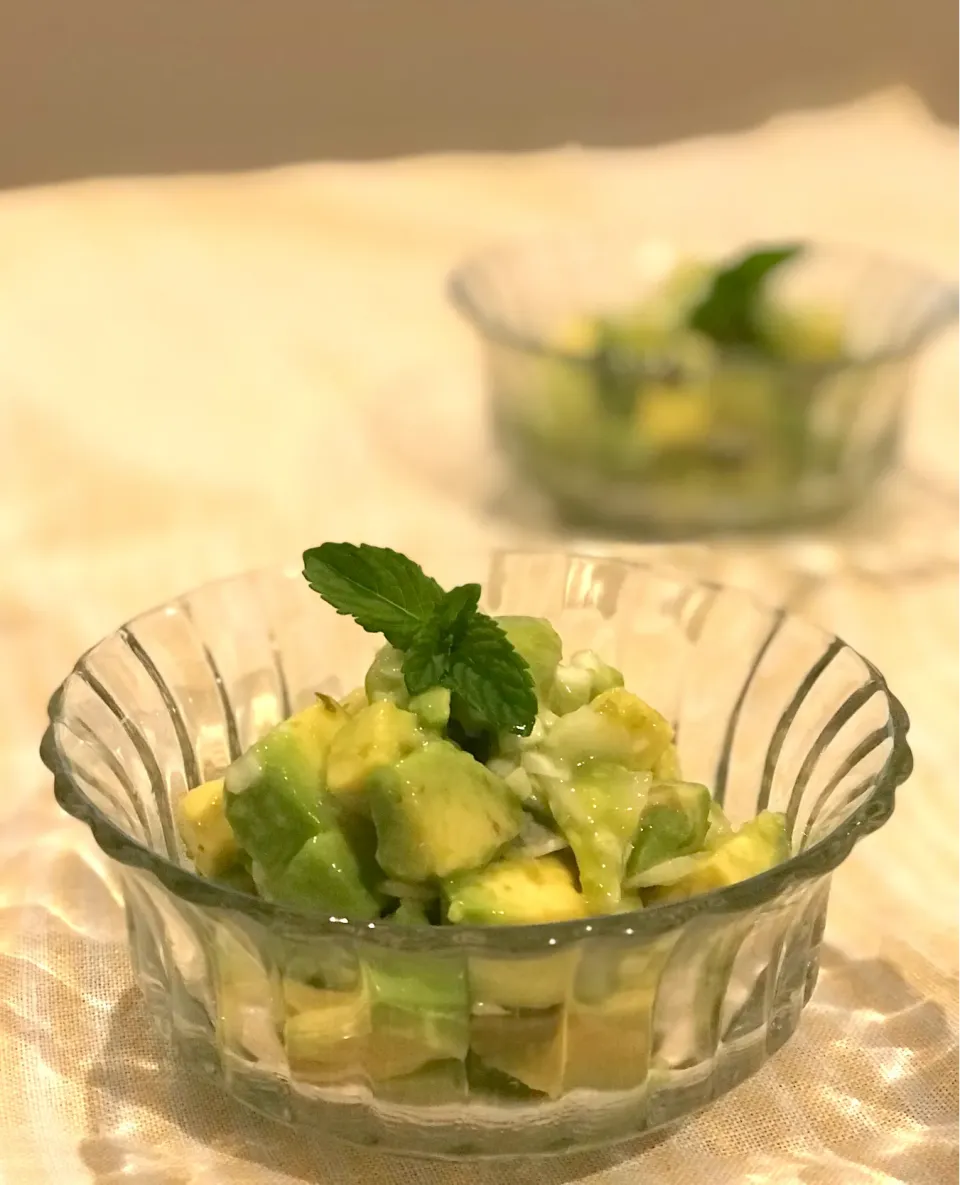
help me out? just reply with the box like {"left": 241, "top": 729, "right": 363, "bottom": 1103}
{"left": 0, "top": 89, "right": 956, "bottom": 1184}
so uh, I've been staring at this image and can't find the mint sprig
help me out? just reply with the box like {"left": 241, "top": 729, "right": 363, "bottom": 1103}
{"left": 688, "top": 244, "right": 802, "bottom": 348}
{"left": 403, "top": 583, "right": 481, "bottom": 695}
{"left": 302, "top": 546, "right": 538, "bottom": 736}
{"left": 303, "top": 543, "right": 443, "bottom": 649}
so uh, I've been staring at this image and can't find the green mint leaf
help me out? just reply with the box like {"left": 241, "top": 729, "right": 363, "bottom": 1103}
{"left": 403, "top": 583, "right": 481, "bottom": 696}
{"left": 302, "top": 543, "right": 443, "bottom": 649}
{"left": 688, "top": 244, "right": 802, "bottom": 347}
{"left": 446, "top": 612, "right": 538, "bottom": 736}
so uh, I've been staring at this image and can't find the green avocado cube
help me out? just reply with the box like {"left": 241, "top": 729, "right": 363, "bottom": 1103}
{"left": 445, "top": 854, "right": 587, "bottom": 926}
{"left": 367, "top": 740, "right": 524, "bottom": 882}
{"left": 496, "top": 616, "right": 562, "bottom": 698}
{"left": 256, "top": 830, "right": 384, "bottom": 919}
{"left": 627, "top": 781, "right": 712, "bottom": 879}
{"left": 223, "top": 697, "right": 346, "bottom": 877}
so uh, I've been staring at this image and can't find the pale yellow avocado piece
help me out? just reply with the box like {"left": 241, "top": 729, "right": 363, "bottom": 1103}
{"left": 649, "top": 810, "right": 789, "bottom": 903}
{"left": 446, "top": 854, "right": 588, "bottom": 926}
{"left": 325, "top": 700, "right": 424, "bottom": 807}
{"left": 634, "top": 381, "right": 713, "bottom": 447}
{"left": 284, "top": 986, "right": 370, "bottom": 1083}
{"left": 547, "top": 687, "right": 675, "bottom": 774}
{"left": 340, "top": 687, "right": 368, "bottom": 716}
{"left": 176, "top": 778, "right": 240, "bottom": 877}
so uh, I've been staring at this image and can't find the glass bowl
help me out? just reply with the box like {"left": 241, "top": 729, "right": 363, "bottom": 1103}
{"left": 40, "top": 553, "right": 912, "bottom": 1159}
{"left": 448, "top": 235, "right": 957, "bottom": 536}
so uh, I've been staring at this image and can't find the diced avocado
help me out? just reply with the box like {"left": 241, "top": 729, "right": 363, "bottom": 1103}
{"left": 213, "top": 862, "right": 258, "bottom": 895}
{"left": 408, "top": 686, "right": 451, "bottom": 732}
{"left": 565, "top": 986, "right": 657, "bottom": 1091}
{"left": 361, "top": 949, "right": 469, "bottom": 1078}
{"left": 375, "top": 1058, "right": 467, "bottom": 1104}
{"left": 548, "top": 663, "right": 594, "bottom": 715}
{"left": 387, "top": 897, "right": 431, "bottom": 925}
{"left": 445, "top": 854, "right": 587, "bottom": 925}
{"left": 276, "top": 938, "right": 360, "bottom": 993}
{"left": 466, "top": 1051, "right": 548, "bottom": 1100}
{"left": 570, "top": 649, "right": 624, "bottom": 698}
{"left": 213, "top": 925, "right": 285, "bottom": 1068}
{"left": 762, "top": 304, "right": 845, "bottom": 363}
{"left": 340, "top": 686, "right": 368, "bottom": 716}
{"left": 648, "top": 810, "right": 789, "bottom": 902}
{"left": 546, "top": 764, "right": 652, "bottom": 911}
{"left": 468, "top": 947, "right": 579, "bottom": 1010}
{"left": 705, "top": 800, "right": 734, "bottom": 848}
{"left": 368, "top": 741, "right": 523, "bottom": 882}
{"left": 364, "top": 644, "right": 409, "bottom": 708}
{"left": 255, "top": 829, "right": 384, "bottom": 919}
{"left": 325, "top": 700, "right": 424, "bottom": 808}
{"left": 470, "top": 1008, "right": 566, "bottom": 1098}
{"left": 176, "top": 777, "right": 241, "bottom": 877}
{"left": 634, "top": 380, "right": 714, "bottom": 448}
{"left": 223, "top": 697, "right": 347, "bottom": 877}
{"left": 652, "top": 743, "right": 682, "bottom": 781}
{"left": 626, "top": 781, "right": 712, "bottom": 879}
{"left": 284, "top": 986, "right": 369, "bottom": 1083}
{"left": 546, "top": 688, "right": 674, "bottom": 773}
{"left": 496, "top": 616, "right": 563, "bottom": 699}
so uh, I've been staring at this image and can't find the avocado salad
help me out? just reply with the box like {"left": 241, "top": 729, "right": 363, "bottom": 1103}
{"left": 177, "top": 544, "right": 788, "bottom": 924}
{"left": 494, "top": 243, "right": 852, "bottom": 512}
{"left": 174, "top": 545, "right": 789, "bottom": 1101}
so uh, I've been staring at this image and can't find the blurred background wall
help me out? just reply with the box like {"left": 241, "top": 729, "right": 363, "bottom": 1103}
{"left": 0, "top": 0, "right": 956, "bottom": 188}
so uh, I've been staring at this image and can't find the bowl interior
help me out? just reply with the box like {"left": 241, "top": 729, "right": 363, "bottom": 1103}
{"left": 46, "top": 553, "right": 908, "bottom": 936}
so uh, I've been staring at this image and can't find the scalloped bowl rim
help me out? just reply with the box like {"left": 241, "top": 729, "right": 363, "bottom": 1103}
{"left": 40, "top": 554, "right": 913, "bottom": 950}
{"left": 446, "top": 231, "right": 959, "bottom": 375}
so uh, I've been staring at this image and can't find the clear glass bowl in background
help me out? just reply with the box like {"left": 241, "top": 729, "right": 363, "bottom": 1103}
{"left": 448, "top": 236, "right": 957, "bottom": 537}
{"left": 40, "top": 554, "right": 912, "bottom": 1158}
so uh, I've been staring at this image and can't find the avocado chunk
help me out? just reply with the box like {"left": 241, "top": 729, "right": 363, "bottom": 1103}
{"left": 255, "top": 829, "right": 384, "bottom": 919}
{"left": 647, "top": 810, "right": 789, "bottom": 902}
{"left": 546, "top": 688, "right": 675, "bottom": 773}
{"left": 361, "top": 949, "right": 470, "bottom": 1079}
{"left": 547, "top": 664, "right": 594, "bottom": 716}
{"left": 176, "top": 777, "right": 241, "bottom": 877}
{"left": 626, "top": 781, "right": 712, "bottom": 880}
{"left": 445, "top": 854, "right": 587, "bottom": 925}
{"left": 407, "top": 686, "right": 451, "bottom": 732}
{"left": 368, "top": 740, "right": 523, "bottom": 882}
{"left": 386, "top": 897, "right": 432, "bottom": 926}
{"left": 325, "top": 700, "right": 424, "bottom": 808}
{"left": 546, "top": 765, "right": 652, "bottom": 911}
{"left": 496, "top": 616, "right": 562, "bottom": 699}
{"left": 213, "top": 925, "right": 285, "bottom": 1068}
{"left": 223, "top": 697, "right": 347, "bottom": 877}
{"left": 468, "top": 947, "right": 579, "bottom": 1009}
{"left": 470, "top": 1007, "right": 566, "bottom": 1098}
{"left": 340, "top": 686, "right": 368, "bottom": 716}
{"left": 565, "top": 987, "right": 657, "bottom": 1091}
{"left": 363, "top": 644, "right": 409, "bottom": 707}
{"left": 284, "top": 986, "right": 369, "bottom": 1084}
{"left": 548, "top": 650, "right": 625, "bottom": 715}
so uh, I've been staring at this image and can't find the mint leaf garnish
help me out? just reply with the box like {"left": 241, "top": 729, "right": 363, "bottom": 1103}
{"left": 446, "top": 612, "right": 538, "bottom": 736}
{"left": 688, "top": 244, "right": 802, "bottom": 347}
{"left": 403, "top": 583, "right": 481, "bottom": 696}
{"left": 302, "top": 547, "right": 538, "bottom": 736}
{"left": 302, "top": 543, "right": 443, "bottom": 649}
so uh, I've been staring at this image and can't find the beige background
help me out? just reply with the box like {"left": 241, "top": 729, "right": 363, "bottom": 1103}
{"left": 0, "top": 0, "right": 957, "bottom": 187}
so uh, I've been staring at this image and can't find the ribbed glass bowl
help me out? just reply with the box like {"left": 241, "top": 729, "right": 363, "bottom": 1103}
{"left": 448, "top": 236, "right": 957, "bottom": 536}
{"left": 40, "top": 553, "right": 912, "bottom": 1159}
